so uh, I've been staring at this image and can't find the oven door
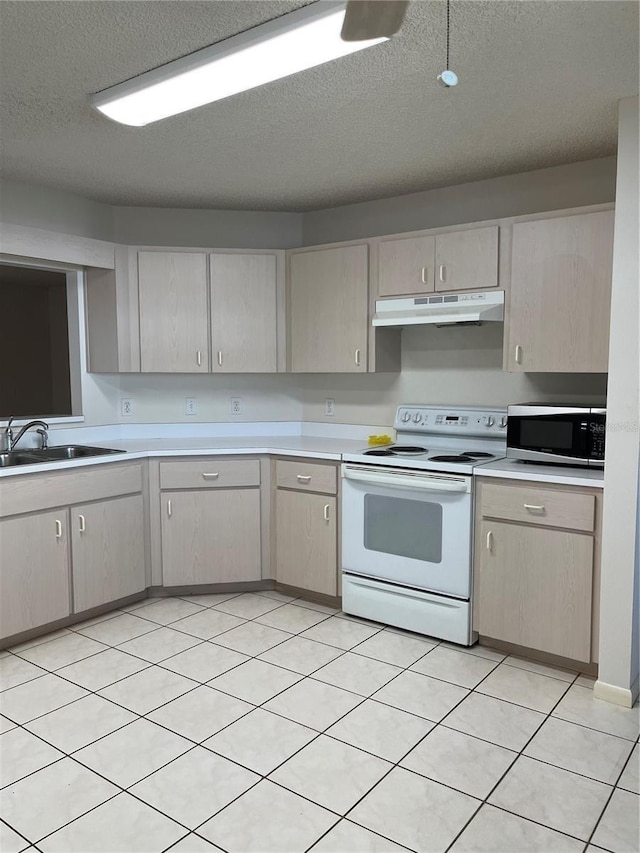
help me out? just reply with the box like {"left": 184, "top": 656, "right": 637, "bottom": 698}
{"left": 341, "top": 464, "right": 473, "bottom": 598}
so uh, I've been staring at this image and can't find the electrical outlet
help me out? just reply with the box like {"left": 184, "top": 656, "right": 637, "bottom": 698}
{"left": 325, "top": 398, "right": 335, "bottom": 417}
{"left": 185, "top": 397, "right": 197, "bottom": 416}
{"left": 230, "top": 397, "right": 242, "bottom": 416}
{"left": 121, "top": 398, "right": 134, "bottom": 417}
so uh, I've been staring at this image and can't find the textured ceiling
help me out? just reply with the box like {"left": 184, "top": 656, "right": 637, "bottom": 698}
{"left": 0, "top": 0, "right": 637, "bottom": 211}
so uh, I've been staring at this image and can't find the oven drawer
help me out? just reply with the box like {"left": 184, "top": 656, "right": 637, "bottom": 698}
{"left": 159, "top": 459, "right": 260, "bottom": 490}
{"left": 276, "top": 460, "right": 337, "bottom": 494}
{"left": 479, "top": 482, "right": 595, "bottom": 532}
{"left": 342, "top": 573, "right": 472, "bottom": 645}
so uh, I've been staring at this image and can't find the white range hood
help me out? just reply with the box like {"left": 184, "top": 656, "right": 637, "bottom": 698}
{"left": 372, "top": 291, "right": 504, "bottom": 327}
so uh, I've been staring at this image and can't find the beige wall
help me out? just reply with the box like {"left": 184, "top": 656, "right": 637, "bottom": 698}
{"left": 301, "top": 325, "right": 607, "bottom": 427}
{"left": 597, "top": 97, "right": 639, "bottom": 705}
{"left": 302, "top": 156, "right": 617, "bottom": 245}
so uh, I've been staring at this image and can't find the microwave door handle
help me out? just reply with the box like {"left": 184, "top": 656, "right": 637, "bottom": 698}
{"left": 343, "top": 467, "right": 469, "bottom": 493}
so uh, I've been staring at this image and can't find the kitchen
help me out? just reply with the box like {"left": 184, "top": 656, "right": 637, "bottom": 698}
{"left": 3, "top": 1, "right": 637, "bottom": 849}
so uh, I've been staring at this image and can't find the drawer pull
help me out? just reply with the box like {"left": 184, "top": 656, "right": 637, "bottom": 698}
{"left": 524, "top": 503, "right": 546, "bottom": 512}
{"left": 439, "top": 264, "right": 446, "bottom": 283}
{"left": 167, "top": 499, "right": 172, "bottom": 518}
{"left": 486, "top": 530, "right": 493, "bottom": 552}
{"left": 196, "top": 350, "right": 202, "bottom": 367}
{"left": 297, "top": 474, "right": 312, "bottom": 483}
{"left": 354, "top": 349, "right": 361, "bottom": 367}
{"left": 202, "top": 472, "right": 220, "bottom": 480}
{"left": 514, "top": 344, "right": 523, "bottom": 364}
{"left": 55, "top": 519, "right": 63, "bottom": 540}
{"left": 217, "top": 351, "right": 223, "bottom": 367}
{"left": 78, "top": 514, "right": 86, "bottom": 534}
{"left": 323, "top": 503, "right": 330, "bottom": 522}
{"left": 421, "top": 266, "right": 428, "bottom": 284}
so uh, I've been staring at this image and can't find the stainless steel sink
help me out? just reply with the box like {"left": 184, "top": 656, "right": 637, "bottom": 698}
{"left": 0, "top": 446, "right": 123, "bottom": 467}
{"left": 0, "top": 451, "right": 43, "bottom": 467}
{"left": 30, "top": 445, "right": 124, "bottom": 461}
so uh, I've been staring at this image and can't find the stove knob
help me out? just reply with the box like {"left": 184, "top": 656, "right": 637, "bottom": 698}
{"left": 483, "top": 416, "right": 495, "bottom": 428}
{"left": 499, "top": 416, "right": 508, "bottom": 429}
{"left": 412, "top": 413, "right": 422, "bottom": 424}
{"left": 401, "top": 411, "right": 411, "bottom": 423}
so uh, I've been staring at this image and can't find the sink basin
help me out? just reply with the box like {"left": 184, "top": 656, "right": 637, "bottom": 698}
{"left": 0, "top": 446, "right": 124, "bottom": 467}
{"left": 30, "top": 445, "right": 123, "bottom": 461}
{"left": 0, "top": 451, "right": 43, "bottom": 467}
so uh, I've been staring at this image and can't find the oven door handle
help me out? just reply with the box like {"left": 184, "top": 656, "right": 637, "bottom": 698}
{"left": 343, "top": 467, "right": 470, "bottom": 493}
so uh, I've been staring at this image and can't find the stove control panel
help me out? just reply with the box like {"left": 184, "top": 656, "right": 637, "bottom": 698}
{"left": 394, "top": 406, "right": 507, "bottom": 437}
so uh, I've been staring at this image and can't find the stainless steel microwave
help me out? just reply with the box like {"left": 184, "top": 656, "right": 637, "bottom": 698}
{"left": 506, "top": 404, "right": 606, "bottom": 468}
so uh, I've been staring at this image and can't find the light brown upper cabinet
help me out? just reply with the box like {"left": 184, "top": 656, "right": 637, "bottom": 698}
{"left": 379, "top": 234, "right": 436, "bottom": 297}
{"left": 289, "top": 244, "right": 369, "bottom": 373}
{"left": 210, "top": 253, "right": 278, "bottom": 373}
{"left": 507, "top": 210, "right": 614, "bottom": 372}
{"left": 138, "top": 251, "right": 209, "bottom": 373}
{"left": 377, "top": 226, "right": 499, "bottom": 297}
{"left": 434, "top": 226, "right": 499, "bottom": 292}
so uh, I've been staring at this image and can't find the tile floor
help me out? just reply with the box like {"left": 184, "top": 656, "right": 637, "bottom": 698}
{"left": 0, "top": 591, "right": 638, "bottom": 853}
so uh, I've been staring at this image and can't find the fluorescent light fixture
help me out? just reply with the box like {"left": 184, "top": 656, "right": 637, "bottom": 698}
{"left": 90, "top": 1, "right": 388, "bottom": 126}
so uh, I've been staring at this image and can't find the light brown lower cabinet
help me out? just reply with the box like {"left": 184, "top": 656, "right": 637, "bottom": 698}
{"left": 161, "top": 489, "right": 261, "bottom": 586}
{"left": 275, "top": 489, "right": 337, "bottom": 596}
{"left": 475, "top": 520, "right": 593, "bottom": 661}
{"left": 473, "top": 477, "right": 600, "bottom": 664}
{"left": 71, "top": 494, "right": 145, "bottom": 612}
{"left": 0, "top": 510, "right": 71, "bottom": 638}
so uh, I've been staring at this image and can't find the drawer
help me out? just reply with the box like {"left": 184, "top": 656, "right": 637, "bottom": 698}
{"left": 160, "top": 458, "right": 260, "bottom": 490}
{"left": 275, "top": 459, "right": 337, "bottom": 494}
{"left": 480, "top": 482, "right": 595, "bottom": 532}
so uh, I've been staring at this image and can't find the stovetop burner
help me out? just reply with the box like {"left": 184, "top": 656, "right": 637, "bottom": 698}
{"left": 429, "top": 454, "right": 474, "bottom": 463}
{"left": 463, "top": 451, "right": 495, "bottom": 459}
{"left": 364, "top": 449, "right": 397, "bottom": 456}
{"left": 363, "top": 445, "right": 429, "bottom": 458}
{"left": 390, "top": 445, "right": 427, "bottom": 454}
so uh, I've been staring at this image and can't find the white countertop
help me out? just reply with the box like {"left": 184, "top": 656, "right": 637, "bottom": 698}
{"left": 476, "top": 457, "right": 605, "bottom": 489}
{"left": 0, "top": 435, "right": 368, "bottom": 478}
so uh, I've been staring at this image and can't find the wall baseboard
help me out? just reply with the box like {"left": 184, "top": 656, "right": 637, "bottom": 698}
{"left": 594, "top": 676, "right": 639, "bottom": 708}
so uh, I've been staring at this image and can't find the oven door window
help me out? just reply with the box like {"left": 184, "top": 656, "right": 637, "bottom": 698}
{"left": 363, "top": 494, "right": 443, "bottom": 563}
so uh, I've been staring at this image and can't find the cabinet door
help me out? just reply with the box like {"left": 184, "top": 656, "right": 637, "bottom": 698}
{"left": 161, "top": 489, "right": 261, "bottom": 586}
{"left": 435, "top": 226, "right": 499, "bottom": 292}
{"left": 508, "top": 211, "right": 614, "bottom": 372}
{"left": 71, "top": 494, "right": 145, "bottom": 612}
{"left": 138, "top": 252, "right": 209, "bottom": 373}
{"left": 378, "top": 235, "right": 435, "bottom": 297}
{"left": 210, "top": 253, "right": 277, "bottom": 372}
{"left": 0, "top": 510, "right": 70, "bottom": 639}
{"left": 289, "top": 245, "right": 368, "bottom": 373}
{"left": 275, "top": 490, "right": 337, "bottom": 596}
{"left": 475, "top": 520, "right": 593, "bottom": 661}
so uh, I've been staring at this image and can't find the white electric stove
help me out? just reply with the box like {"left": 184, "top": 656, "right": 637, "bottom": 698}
{"left": 341, "top": 405, "right": 507, "bottom": 645}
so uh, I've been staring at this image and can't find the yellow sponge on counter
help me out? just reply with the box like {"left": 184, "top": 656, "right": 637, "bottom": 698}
{"left": 367, "top": 434, "right": 394, "bottom": 446}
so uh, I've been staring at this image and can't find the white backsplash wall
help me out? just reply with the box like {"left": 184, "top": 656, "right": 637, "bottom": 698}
{"left": 300, "top": 324, "right": 608, "bottom": 427}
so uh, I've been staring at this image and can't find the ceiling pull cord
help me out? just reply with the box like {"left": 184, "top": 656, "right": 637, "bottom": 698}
{"left": 438, "top": 0, "right": 459, "bottom": 87}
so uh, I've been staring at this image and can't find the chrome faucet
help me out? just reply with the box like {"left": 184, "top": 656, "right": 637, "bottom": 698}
{"left": 8, "top": 419, "right": 49, "bottom": 451}
{"left": 1, "top": 416, "right": 14, "bottom": 452}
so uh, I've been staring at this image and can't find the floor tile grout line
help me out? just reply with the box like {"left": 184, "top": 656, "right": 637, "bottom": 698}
{"left": 583, "top": 736, "right": 639, "bottom": 848}
{"left": 441, "top": 671, "right": 606, "bottom": 852}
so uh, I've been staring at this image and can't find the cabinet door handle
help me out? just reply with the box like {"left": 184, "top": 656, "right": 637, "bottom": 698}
{"left": 323, "top": 503, "right": 330, "bottom": 522}
{"left": 514, "top": 345, "right": 523, "bottom": 365}
{"left": 524, "top": 503, "right": 545, "bottom": 512}
{"left": 438, "top": 264, "right": 446, "bottom": 283}
{"left": 55, "top": 519, "right": 63, "bottom": 540}
{"left": 354, "top": 349, "right": 361, "bottom": 367}
{"left": 486, "top": 530, "right": 493, "bottom": 552}
{"left": 167, "top": 499, "right": 172, "bottom": 518}
{"left": 297, "top": 474, "right": 311, "bottom": 483}
{"left": 420, "top": 266, "right": 428, "bottom": 284}
{"left": 78, "top": 514, "right": 86, "bottom": 534}
{"left": 217, "top": 351, "right": 223, "bottom": 367}
{"left": 196, "top": 350, "right": 202, "bottom": 367}
{"left": 202, "top": 472, "right": 220, "bottom": 480}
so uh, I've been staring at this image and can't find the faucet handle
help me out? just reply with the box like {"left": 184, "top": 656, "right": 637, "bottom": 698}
{"left": 1, "top": 416, "right": 14, "bottom": 452}
{"left": 36, "top": 428, "right": 49, "bottom": 450}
